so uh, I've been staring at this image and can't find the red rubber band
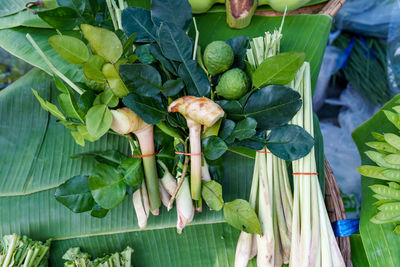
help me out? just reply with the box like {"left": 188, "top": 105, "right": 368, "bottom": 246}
{"left": 175, "top": 152, "right": 203, "bottom": 156}
{"left": 292, "top": 172, "right": 318, "bottom": 175}
{"left": 256, "top": 150, "right": 271, "bottom": 154}
{"left": 131, "top": 152, "right": 158, "bottom": 158}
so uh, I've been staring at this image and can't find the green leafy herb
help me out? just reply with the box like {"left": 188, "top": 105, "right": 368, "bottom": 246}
{"left": 49, "top": 35, "right": 89, "bottom": 65}
{"left": 55, "top": 175, "right": 95, "bottom": 213}
{"left": 85, "top": 104, "right": 112, "bottom": 139}
{"left": 83, "top": 55, "right": 106, "bottom": 82}
{"left": 202, "top": 180, "right": 224, "bottom": 211}
{"left": 32, "top": 89, "right": 66, "bottom": 120}
{"left": 89, "top": 164, "right": 126, "bottom": 209}
{"left": 202, "top": 136, "right": 228, "bottom": 161}
{"left": 122, "top": 7, "right": 157, "bottom": 42}
{"left": 119, "top": 63, "right": 162, "bottom": 96}
{"left": 223, "top": 199, "right": 261, "bottom": 234}
{"left": 252, "top": 52, "right": 305, "bottom": 88}
{"left": 120, "top": 158, "right": 144, "bottom": 187}
{"left": 37, "top": 6, "right": 80, "bottom": 30}
{"left": 123, "top": 94, "right": 167, "bottom": 125}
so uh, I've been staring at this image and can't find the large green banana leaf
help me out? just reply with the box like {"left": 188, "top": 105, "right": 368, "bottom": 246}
{"left": 0, "top": 13, "right": 332, "bottom": 266}
{"left": 352, "top": 95, "right": 400, "bottom": 267}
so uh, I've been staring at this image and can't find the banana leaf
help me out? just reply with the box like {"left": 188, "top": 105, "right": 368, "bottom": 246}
{"left": 0, "top": 0, "right": 30, "bottom": 17}
{"left": 0, "top": 13, "right": 332, "bottom": 266}
{"left": 353, "top": 95, "right": 400, "bottom": 267}
{"left": 0, "top": 10, "right": 52, "bottom": 29}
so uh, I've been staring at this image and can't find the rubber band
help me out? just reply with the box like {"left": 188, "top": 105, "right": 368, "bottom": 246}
{"left": 332, "top": 219, "right": 360, "bottom": 237}
{"left": 256, "top": 150, "right": 271, "bottom": 154}
{"left": 292, "top": 172, "right": 318, "bottom": 175}
{"left": 131, "top": 152, "right": 158, "bottom": 158}
{"left": 175, "top": 152, "right": 203, "bottom": 156}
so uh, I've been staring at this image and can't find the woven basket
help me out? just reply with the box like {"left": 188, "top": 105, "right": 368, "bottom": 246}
{"left": 257, "top": 1, "right": 351, "bottom": 266}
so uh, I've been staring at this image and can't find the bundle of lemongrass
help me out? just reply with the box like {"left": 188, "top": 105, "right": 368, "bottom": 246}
{"left": 235, "top": 17, "right": 345, "bottom": 266}
{"left": 289, "top": 62, "right": 344, "bottom": 267}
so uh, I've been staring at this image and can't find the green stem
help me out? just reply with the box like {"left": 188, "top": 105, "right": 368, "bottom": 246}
{"left": 134, "top": 125, "right": 161, "bottom": 214}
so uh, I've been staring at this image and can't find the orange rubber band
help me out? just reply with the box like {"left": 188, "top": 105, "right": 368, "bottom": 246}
{"left": 131, "top": 152, "right": 158, "bottom": 158}
{"left": 256, "top": 150, "right": 271, "bottom": 154}
{"left": 175, "top": 152, "right": 203, "bottom": 156}
{"left": 292, "top": 172, "right": 318, "bottom": 175}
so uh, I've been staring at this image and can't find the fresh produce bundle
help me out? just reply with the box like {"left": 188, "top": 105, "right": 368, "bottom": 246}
{"left": 235, "top": 21, "right": 345, "bottom": 267}
{"left": 28, "top": 0, "right": 316, "bottom": 238}
{"left": 357, "top": 104, "right": 400, "bottom": 233}
{"left": 0, "top": 234, "right": 51, "bottom": 267}
{"left": 63, "top": 247, "right": 133, "bottom": 267}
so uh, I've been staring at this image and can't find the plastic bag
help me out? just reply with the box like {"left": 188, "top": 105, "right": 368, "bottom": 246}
{"left": 320, "top": 86, "right": 379, "bottom": 218}
{"left": 387, "top": 0, "right": 400, "bottom": 92}
{"left": 334, "top": 0, "right": 396, "bottom": 39}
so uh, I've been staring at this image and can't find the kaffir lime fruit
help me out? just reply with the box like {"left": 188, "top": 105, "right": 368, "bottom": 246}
{"left": 216, "top": 68, "right": 250, "bottom": 100}
{"left": 203, "top": 41, "right": 234, "bottom": 75}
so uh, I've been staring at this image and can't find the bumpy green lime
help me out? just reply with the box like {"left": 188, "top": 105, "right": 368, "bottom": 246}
{"left": 216, "top": 68, "right": 250, "bottom": 100}
{"left": 203, "top": 41, "right": 234, "bottom": 75}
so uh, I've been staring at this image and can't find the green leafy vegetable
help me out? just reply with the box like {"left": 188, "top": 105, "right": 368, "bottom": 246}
{"left": 252, "top": 52, "right": 305, "bottom": 88}
{"left": 119, "top": 64, "right": 162, "bottom": 96}
{"left": 122, "top": 7, "right": 157, "bottom": 42}
{"left": 85, "top": 104, "right": 112, "bottom": 139}
{"left": 37, "top": 6, "right": 80, "bottom": 30}
{"left": 123, "top": 94, "right": 167, "bottom": 125}
{"left": 32, "top": 89, "right": 66, "bottom": 120}
{"left": 202, "top": 136, "right": 228, "bottom": 161}
{"left": 83, "top": 55, "right": 106, "bottom": 82}
{"left": 223, "top": 199, "right": 261, "bottom": 234}
{"left": 55, "top": 175, "right": 95, "bottom": 213}
{"left": 89, "top": 164, "right": 126, "bottom": 209}
{"left": 120, "top": 158, "right": 144, "bottom": 187}
{"left": 49, "top": 35, "right": 89, "bottom": 65}
{"left": 202, "top": 180, "right": 224, "bottom": 211}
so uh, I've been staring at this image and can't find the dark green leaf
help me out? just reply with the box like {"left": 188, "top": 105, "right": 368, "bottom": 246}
{"left": 89, "top": 164, "right": 126, "bottom": 209}
{"left": 55, "top": 175, "right": 95, "bottom": 213}
{"left": 119, "top": 64, "right": 162, "bottom": 97}
{"left": 120, "top": 158, "right": 144, "bottom": 187}
{"left": 232, "top": 130, "right": 266, "bottom": 151}
{"left": 58, "top": 93, "right": 84, "bottom": 122}
{"left": 230, "top": 118, "right": 257, "bottom": 141}
{"left": 49, "top": 35, "right": 89, "bottom": 65}
{"left": 136, "top": 44, "right": 156, "bottom": 64}
{"left": 219, "top": 119, "right": 236, "bottom": 141}
{"left": 244, "top": 85, "right": 302, "bottom": 130}
{"left": 72, "top": 150, "right": 129, "bottom": 168}
{"left": 202, "top": 136, "right": 228, "bottom": 161}
{"left": 216, "top": 100, "right": 245, "bottom": 121}
{"left": 83, "top": 55, "right": 106, "bottom": 82}
{"left": 90, "top": 204, "right": 109, "bottom": 218}
{"left": 81, "top": 24, "right": 123, "bottom": 64}
{"left": 122, "top": 7, "right": 157, "bottom": 42}
{"left": 267, "top": 125, "right": 314, "bottom": 161}
{"left": 226, "top": 36, "right": 249, "bottom": 69}
{"left": 85, "top": 104, "right": 112, "bottom": 139}
{"left": 149, "top": 44, "right": 177, "bottom": 75}
{"left": 93, "top": 89, "right": 119, "bottom": 108}
{"left": 150, "top": 0, "right": 192, "bottom": 31}
{"left": 57, "top": 0, "right": 86, "bottom": 14}
{"left": 37, "top": 7, "right": 80, "bottom": 30}
{"left": 78, "top": 90, "right": 96, "bottom": 113}
{"left": 123, "top": 93, "right": 167, "bottom": 125}
{"left": 252, "top": 52, "right": 305, "bottom": 88}
{"left": 223, "top": 199, "right": 261, "bottom": 234}
{"left": 178, "top": 60, "right": 210, "bottom": 97}
{"left": 158, "top": 24, "right": 193, "bottom": 62}
{"left": 162, "top": 79, "right": 184, "bottom": 97}
{"left": 202, "top": 181, "right": 224, "bottom": 211}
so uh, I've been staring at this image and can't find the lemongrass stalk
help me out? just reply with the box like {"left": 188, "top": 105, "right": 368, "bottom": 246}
{"left": 174, "top": 138, "right": 194, "bottom": 233}
{"left": 201, "top": 155, "right": 212, "bottom": 182}
{"left": 235, "top": 154, "right": 260, "bottom": 267}
{"left": 257, "top": 149, "right": 275, "bottom": 267}
{"left": 132, "top": 184, "right": 150, "bottom": 229}
{"left": 158, "top": 160, "right": 177, "bottom": 196}
{"left": 273, "top": 156, "right": 290, "bottom": 263}
{"left": 159, "top": 181, "right": 171, "bottom": 208}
